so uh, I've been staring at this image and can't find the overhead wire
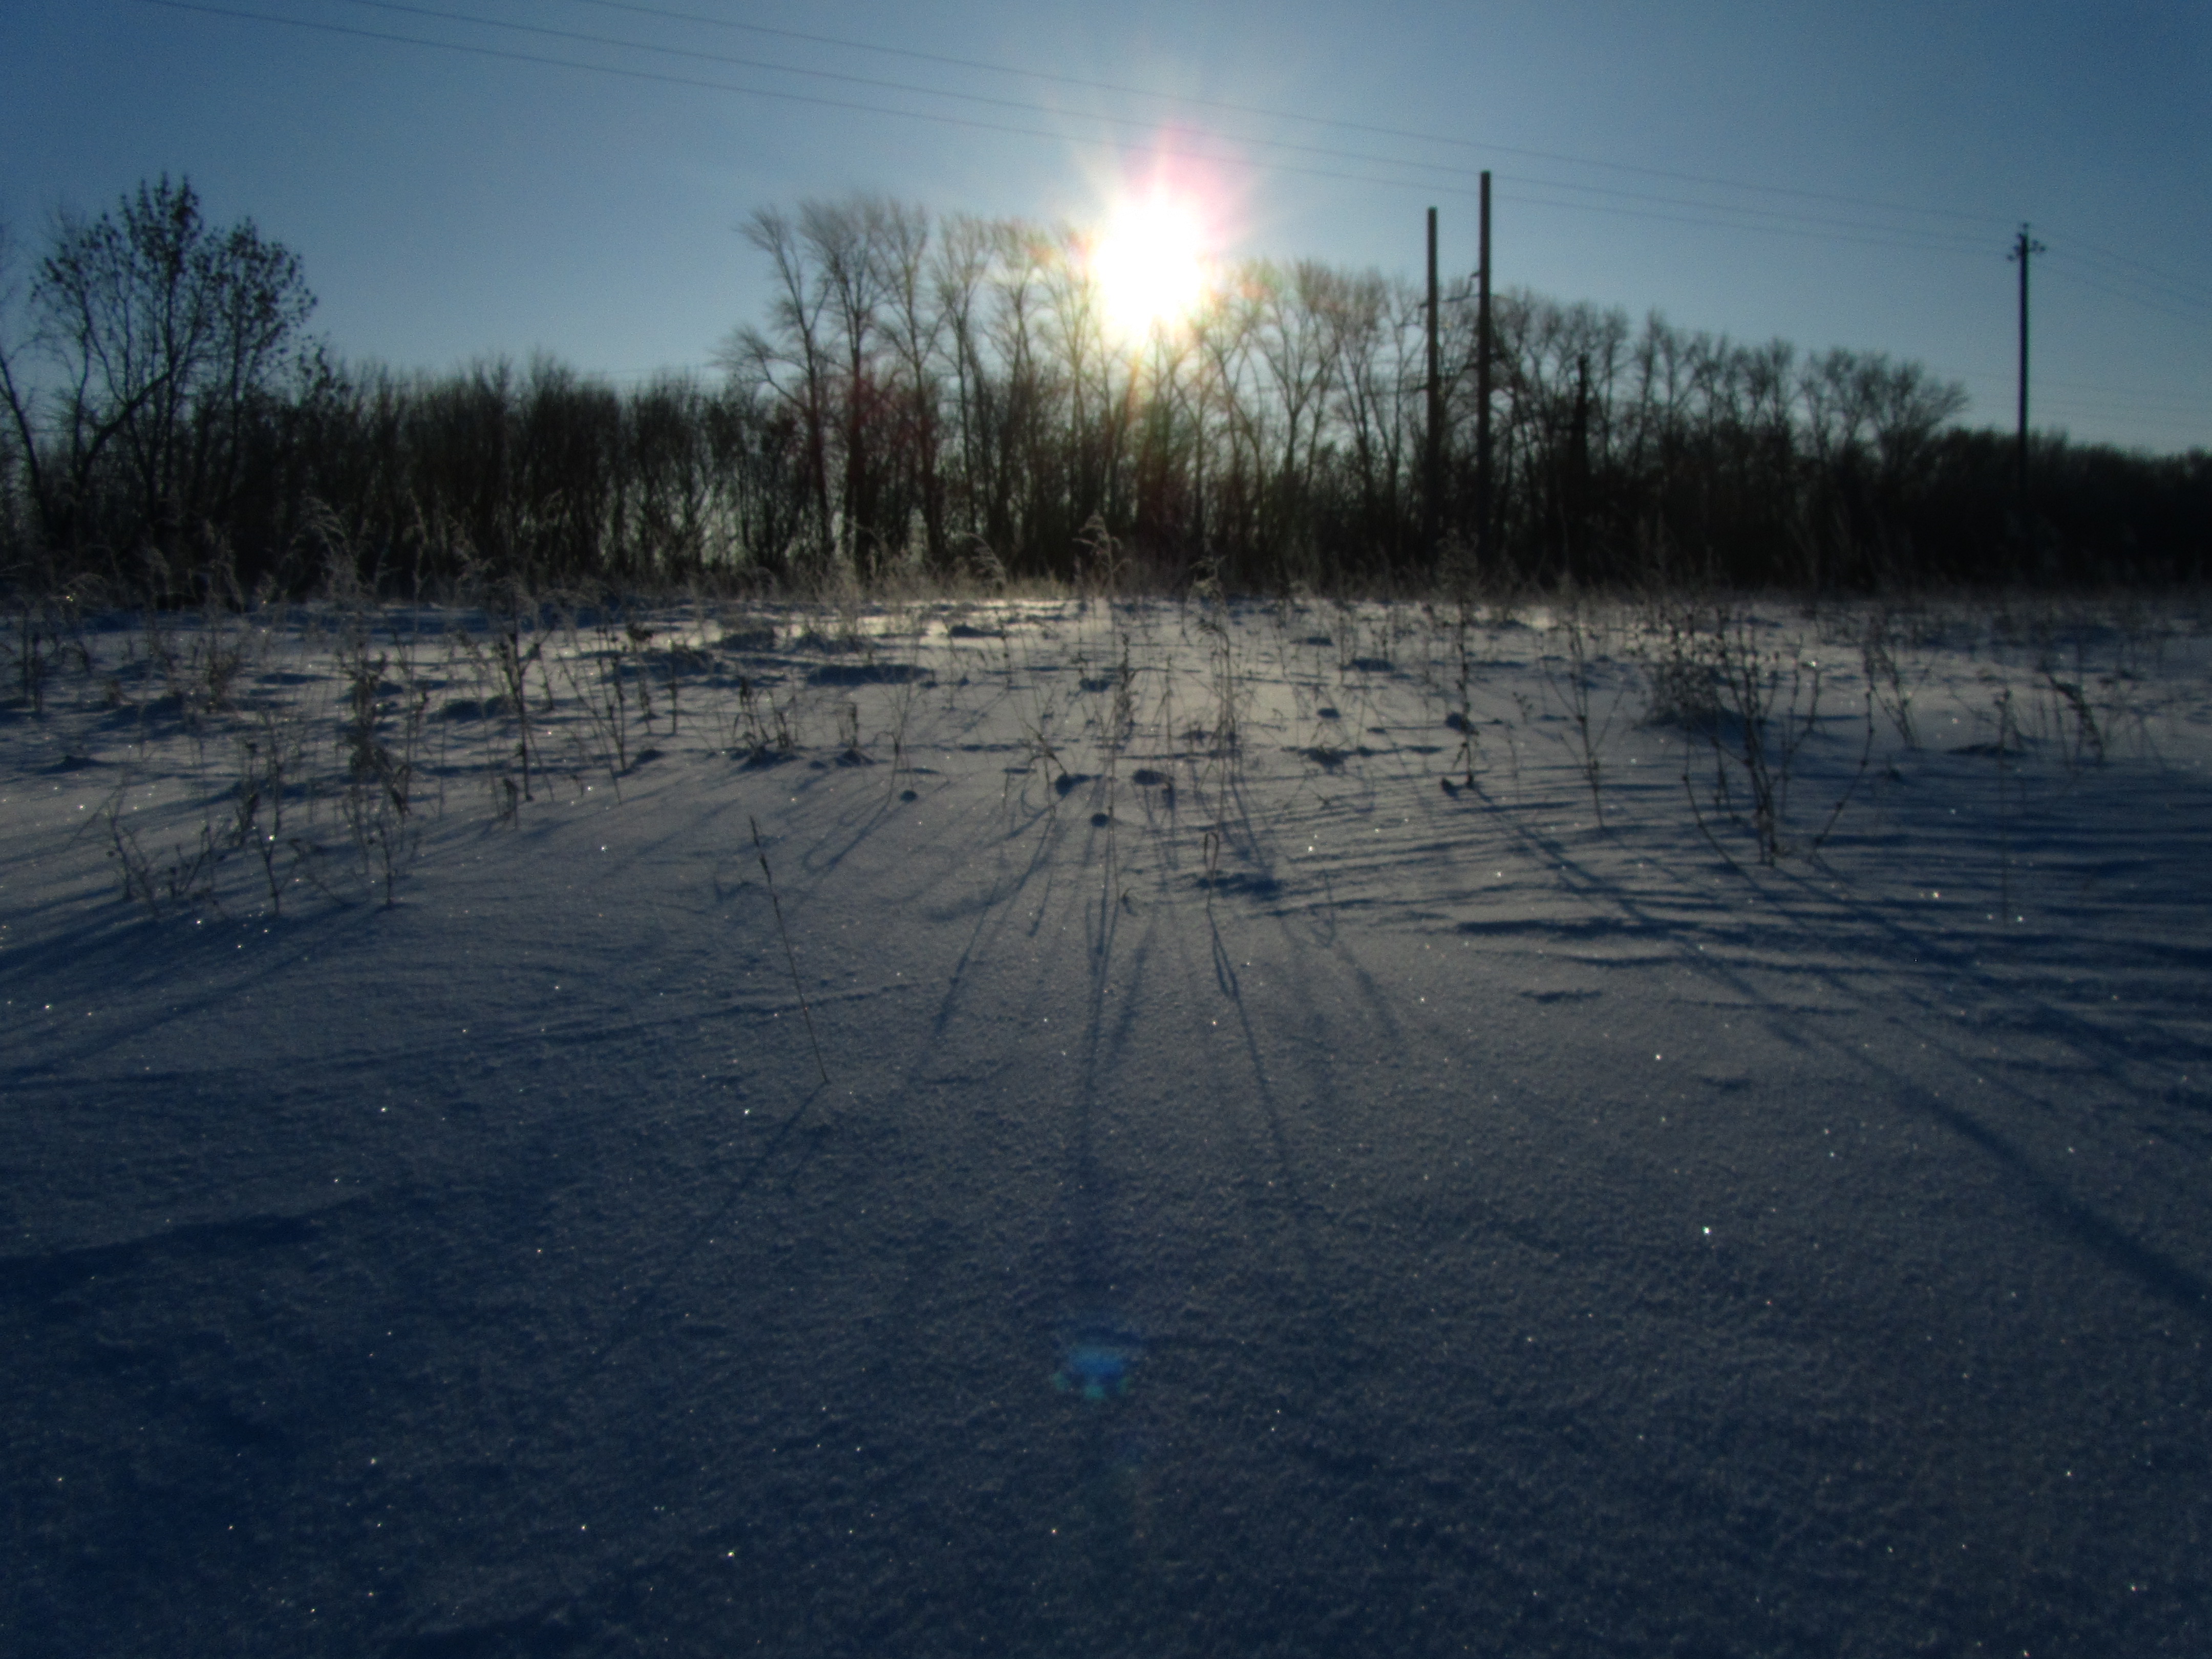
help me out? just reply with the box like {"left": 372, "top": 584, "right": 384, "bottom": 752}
{"left": 146, "top": 0, "right": 2006, "bottom": 256}
{"left": 569, "top": 0, "right": 2018, "bottom": 230}
{"left": 1488, "top": 185, "right": 1989, "bottom": 257}
{"left": 2037, "top": 383, "right": 2209, "bottom": 414}
{"left": 327, "top": 0, "right": 1993, "bottom": 248}
{"left": 134, "top": 0, "right": 1533, "bottom": 204}
{"left": 2039, "top": 261, "right": 2212, "bottom": 329}
{"left": 2049, "top": 240, "right": 2212, "bottom": 311}
{"left": 2040, "top": 258, "right": 2212, "bottom": 322}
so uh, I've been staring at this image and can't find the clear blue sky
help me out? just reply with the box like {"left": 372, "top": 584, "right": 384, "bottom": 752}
{"left": 5, "top": 0, "right": 2205, "bottom": 451}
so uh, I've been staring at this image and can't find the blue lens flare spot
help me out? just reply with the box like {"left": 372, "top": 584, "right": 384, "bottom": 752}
{"left": 1052, "top": 1319, "right": 1142, "bottom": 1403}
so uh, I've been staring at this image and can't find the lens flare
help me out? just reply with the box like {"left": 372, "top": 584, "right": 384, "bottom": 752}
{"left": 1090, "top": 189, "right": 1211, "bottom": 344}
{"left": 1053, "top": 1315, "right": 1143, "bottom": 1403}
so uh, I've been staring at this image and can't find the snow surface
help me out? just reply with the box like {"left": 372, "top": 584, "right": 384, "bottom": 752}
{"left": 4, "top": 592, "right": 2209, "bottom": 1655}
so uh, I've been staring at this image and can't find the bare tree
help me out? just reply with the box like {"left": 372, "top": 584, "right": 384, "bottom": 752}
{"left": 0, "top": 219, "right": 45, "bottom": 569}
{"left": 876, "top": 201, "right": 947, "bottom": 570}
{"left": 718, "top": 207, "right": 836, "bottom": 576}
{"left": 1318, "top": 270, "right": 1419, "bottom": 572}
{"left": 930, "top": 214, "right": 998, "bottom": 566}
{"left": 1252, "top": 261, "right": 1341, "bottom": 572}
{"left": 983, "top": 222, "right": 1060, "bottom": 564}
{"left": 16, "top": 176, "right": 314, "bottom": 582}
{"left": 802, "top": 198, "right": 894, "bottom": 579}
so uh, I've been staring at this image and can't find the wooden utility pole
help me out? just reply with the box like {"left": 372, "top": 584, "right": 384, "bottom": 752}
{"left": 1424, "top": 206, "right": 1443, "bottom": 560}
{"left": 1476, "top": 172, "right": 1493, "bottom": 571}
{"left": 2009, "top": 222, "right": 2045, "bottom": 511}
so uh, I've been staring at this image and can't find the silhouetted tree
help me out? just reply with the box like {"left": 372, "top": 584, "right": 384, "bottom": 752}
{"left": 6, "top": 183, "right": 2198, "bottom": 600}
{"left": 3, "top": 176, "right": 315, "bottom": 589}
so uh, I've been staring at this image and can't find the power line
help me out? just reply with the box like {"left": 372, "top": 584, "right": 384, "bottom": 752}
{"left": 1493, "top": 186, "right": 1989, "bottom": 258}
{"left": 2040, "top": 260, "right": 2212, "bottom": 328}
{"left": 2050, "top": 239, "right": 2212, "bottom": 311}
{"left": 568, "top": 0, "right": 2018, "bottom": 231}
{"left": 2006, "top": 394, "right": 2209, "bottom": 424}
{"left": 2044, "top": 253, "right": 2212, "bottom": 315}
{"left": 294, "top": 0, "right": 1994, "bottom": 247}
{"left": 1954, "top": 372, "right": 2212, "bottom": 418}
{"left": 140, "top": 0, "right": 2013, "bottom": 260}
{"left": 2008, "top": 414, "right": 2207, "bottom": 447}
{"left": 133, "top": 1, "right": 1542, "bottom": 202}
{"left": 334, "top": 0, "right": 1524, "bottom": 187}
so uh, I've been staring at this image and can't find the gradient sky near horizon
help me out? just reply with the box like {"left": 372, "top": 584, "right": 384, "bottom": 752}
{"left": 4, "top": 0, "right": 2206, "bottom": 452}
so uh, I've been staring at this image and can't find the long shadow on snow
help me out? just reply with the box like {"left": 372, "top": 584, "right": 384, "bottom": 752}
{"left": 1459, "top": 777, "right": 2212, "bottom": 1329}
{"left": 1203, "top": 899, "right": 1328, "bottom": 1292}
{"left": 912, "top": 783, "right": 1084, "bottom": 1056}
{"left": 0, "top": 901, "right": 389, "bottom": 1076}
{"left": 562, "top": 1077, "right": 834, "bottom": 1386}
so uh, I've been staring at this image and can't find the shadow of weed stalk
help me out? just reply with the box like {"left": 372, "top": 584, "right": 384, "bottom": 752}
{"left": 751, "top": 815, "right": 829, "bottom": 1085}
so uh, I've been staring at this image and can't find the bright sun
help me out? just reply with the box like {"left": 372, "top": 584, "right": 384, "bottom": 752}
{"left": 1091, "top": 192, "right": 1210, "bottom": 343}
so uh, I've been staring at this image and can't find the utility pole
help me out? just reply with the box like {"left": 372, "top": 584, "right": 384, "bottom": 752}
{"left": 2009, "top": 222, "right": 2045, "bottom": 513}
{"left": 1476, "top": 172, "right": 1493, "bottom": 573}
{"left": 1424, "top": 206, "right": 1443, "bottom": 561}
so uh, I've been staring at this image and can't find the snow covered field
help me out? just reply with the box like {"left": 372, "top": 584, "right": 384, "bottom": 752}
{"left": 5, "top": 589, "right": 2209, "bottom": 1655}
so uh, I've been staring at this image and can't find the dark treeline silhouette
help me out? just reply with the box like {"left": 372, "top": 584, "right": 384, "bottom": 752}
{"left": 3, "top": 181, "right": 2205, "bottom": 599}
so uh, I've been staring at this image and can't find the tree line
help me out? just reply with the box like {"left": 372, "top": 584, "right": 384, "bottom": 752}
{"left": 3, "top": 179, "right": 2204, "bottom": 601}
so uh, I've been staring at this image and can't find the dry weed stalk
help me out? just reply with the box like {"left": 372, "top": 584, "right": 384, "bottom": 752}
{"left": 1655, "top": 604, "right": 1872, "bottom": 868}
{"left": 1541, "top": 607, "right": 1621, "bottom": 827}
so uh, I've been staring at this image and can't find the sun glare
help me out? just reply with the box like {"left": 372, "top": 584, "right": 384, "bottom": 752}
{"left": 1091, "top": 192, "right": 1211, "bottom": 344}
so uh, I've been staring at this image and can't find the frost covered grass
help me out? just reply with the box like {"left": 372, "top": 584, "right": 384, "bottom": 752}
{"left": 3, "top": 583, "right": 2211, "bottom": 1655}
